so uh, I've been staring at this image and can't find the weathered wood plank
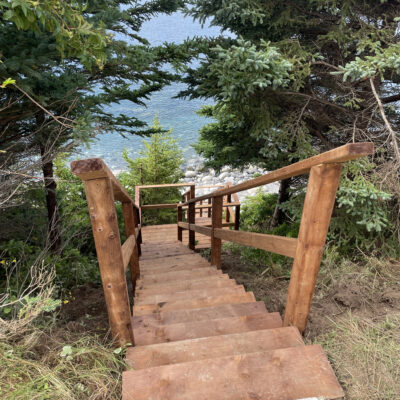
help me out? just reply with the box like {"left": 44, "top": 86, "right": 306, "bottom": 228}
{"left": 122, "top": 345, "right": 344, "bottom": 400}
{"left": 133, "top": 291, "right": 255, "bottom": 316}
{"left": 188, "top": 224, "right": 212, "bottom": 237}
{"left": 214, "top": 229, "right": 298, "bottom": 258}
{"left": 126, "top": 326, "right": 303, "bottom": 369}
{"left": 132, "top": 301, "right": 267, "bottom": 327}
{"left": 183, "top": 142, "right": 373, "bottom": 204}
{"left": 71, "top": 158, "right": 136, "bottom": 205}
{"left": 211, "top": 196, "right": 223, "bottom": 267}
{"left": 83, "top": 178, "right": 133, "bottom": 345}
{"left": 132, "top": 312, "right": 282, "bottom": 345}
{"left": 121, "top": 234, "right": 136, "bottom": 272}
{"left": 284, "top": 163, "right": 343, "bottom": 333}
{"left": 141, "top": 203, "right": 177, "bottom": 210}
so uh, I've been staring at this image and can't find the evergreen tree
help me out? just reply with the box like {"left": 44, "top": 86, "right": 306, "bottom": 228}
{"left": 119, "top": 116, "right": 183, "bottom": 225}
{"left": 0, "top": 0, "right": 184, "bottom": 251}
{"left": 181, "top": 0, "right": 400, "bottom": 231}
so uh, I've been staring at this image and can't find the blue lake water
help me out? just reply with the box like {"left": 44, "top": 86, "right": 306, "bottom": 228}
{"left": 77, "top": 12, "right": 223, "bottom": 170}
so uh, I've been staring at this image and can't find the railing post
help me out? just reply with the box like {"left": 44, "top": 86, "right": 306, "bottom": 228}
{"left": 284, "top": 163, "right": 342, "bottom": 333}
{"left": 207, "top": 198, "right": 211, "bottom": 217}
{"left": 225, "top": 194, "right": 231, "bottom": 222}
{"left": 188, "top": 185, "right": 195, "bottom": 250}
{"left": 188, "top": 202, "right": 195, "bottom": 250}
{"left": 211, "top": 195, "right": 223, "bottom": 267}
{"left": 177, "top": 204, "right": 183, "bottom": 242}
{"left": 234, "top": 205, "right": 240, "bottom": 230}
{"left": 83, "top": 178, "right": 134, "bottom": 346}
{"left": 122, "top": 202, "right": 140, "bottom": 292}
{"left": 199, "top": 200, "right": 203, "bottom": 217}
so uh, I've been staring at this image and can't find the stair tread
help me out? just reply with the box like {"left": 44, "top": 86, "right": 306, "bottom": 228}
{"left": 133, "top": 312, "right": 282, "bottom": 345}
{"left": 133, "top": 291, "right": 256, "bottom": 316}
{"left": 127, "top": 326, "right": 303, "bottom": 369}
{"left": 136, "top": 269, "right": 223, "bottom": 286}
{"left": 140, "top": 263, "right": 212, "bottom": 276}
{"left": 135, "top": 278, "right": 237, "bottom": 296}
{"left": 122, "top": 344, "right": 344, "bottom": 400}
{"left": 135, "top": 285, "right": 245, "bottom": 305}
{"left": 132, "top": 301, "right": 268, "bottom": 327}
{"left": 136, "top": 274, "right": 229, "bottom": 289}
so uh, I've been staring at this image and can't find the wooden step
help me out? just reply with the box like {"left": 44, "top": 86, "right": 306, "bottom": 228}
{"left": 133, "top": 312, "right": 282, "bottom": 345}
{"left": 133, "top": 291, "right": 256, "bottom": 316}
{"left": 135, "top": 285, "right": 245, "bottom": 305}
{"left": 122, "top": 345, "right": 344, "bottom": 400}
{"left": 133, "top": 301, "right": 267, "bottom": 327}
{"left": 126, "top": 326, "right": 303, "bottom": 369}
{"left": 136, "top": 268, "right": 223, "bottom": 286}
{"left": 140, "top": 263, "right": 211, "bottom": 276}
{"left": 140, "top": 249, "right": 193, "bottom": 260}
{"left": 135, "top": 277, "right": 237, "bottom": 297}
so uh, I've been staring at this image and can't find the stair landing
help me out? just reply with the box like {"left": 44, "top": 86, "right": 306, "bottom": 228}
{"left": 123, "top": 240, "right": 344, "bottom": 400}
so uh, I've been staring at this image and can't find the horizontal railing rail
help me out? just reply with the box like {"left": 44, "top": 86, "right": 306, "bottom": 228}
{"left": 177, "top": 142, "right": 374, "bottom": 333}
{"left": 71, "top": 158, "right": 142, "bottom": 346}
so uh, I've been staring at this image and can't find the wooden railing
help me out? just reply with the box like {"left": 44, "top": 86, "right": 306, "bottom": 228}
{"left": 71, "top": 158, "right": 141, "bottom": 346}
{"left": 178, "top": 142, "right": 374, "bottom": 332}
{"left": 70, "top": 142, "right": 374, "bottom": 343}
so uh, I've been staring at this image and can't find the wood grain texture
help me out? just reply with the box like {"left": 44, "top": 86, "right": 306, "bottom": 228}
{"left": 284, "top": 163, "right": 343, "bottom": 332}
{"left": 83, "top": 178, "right": 133, "bottom": 345}
{"left": 132, "top": 312, "right": 282, "bottom": 345}
{"left": 132, "top": 302, "right": 267, "bottom": 327}
{"left": 214, "top": 229, "right": 298, "bottom": 258}
{"left": 126, "top": 326, "right": 303, "bottom": 369}
{"left": 71, "top": 158, "right": 136, "bottom": 205}
{"left": 183, "top": 142, "right": 373, "bottom": 204}
{"left": 121, "top": 234, "right": 136, "bottom": 272}
{"left": 122, "top": 344, "right": 344, "bottom": 400}
{"left": 133, "top": 291, "right": 256, "bottom": 316}
{"left": 141, "top": 203, "right": 177, "bottom": 209}
{"left": 211, "top": 196, "right": 223, "bottom": 267}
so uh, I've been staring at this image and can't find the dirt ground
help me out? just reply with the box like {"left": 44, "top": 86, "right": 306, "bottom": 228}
{"left": 218, "top": 249, "right": 400, "bottom": 340}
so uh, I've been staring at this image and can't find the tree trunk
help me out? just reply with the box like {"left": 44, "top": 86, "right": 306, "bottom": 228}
{"left": 270, "top": 178, "right": 291, "bottom": 229}
{"left": 40, "top": 144, "right": 62, "bottom": 253}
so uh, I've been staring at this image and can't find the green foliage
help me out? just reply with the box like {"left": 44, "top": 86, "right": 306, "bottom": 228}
{"left": 328, "top": 160, "right": 396, "bottom": 255}
{"left": 119, "top": 117, "right": 184, "bottom": 225}
{"left": 0, "top": 0, "right": 107, "bottom": 67}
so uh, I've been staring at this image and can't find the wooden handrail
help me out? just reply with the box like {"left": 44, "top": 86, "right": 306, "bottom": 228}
{"left": 137, "top": 183, "right": 195, "bottom": 189}
{"left": 141, "top": 203, "right": 178, "bottom": 210}
{"left": 122, "top": 235, "right": 136, "bottom": 271}
{"left": 70, "top": 158, "right": 142, "bottom": 347}
{"left": 214, "top": 229, "right": 297, "bottom": 258}
{"left": 71, "top": 158, "right": 138, "bottom": 206}
{"left": 183, "top": 143, "right": 374, "bottom": 204}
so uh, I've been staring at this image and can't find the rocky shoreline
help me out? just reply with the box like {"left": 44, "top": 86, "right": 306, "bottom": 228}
{"left": 181, "top": 157, "right": 279, "bottom": 202}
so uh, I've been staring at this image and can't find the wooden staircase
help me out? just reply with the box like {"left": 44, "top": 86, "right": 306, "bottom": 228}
{"left": 70, "top": 143, "right": 374, "bottom": 400}
{"left": 123, "top": 240, "right": 344, "bottom": 400}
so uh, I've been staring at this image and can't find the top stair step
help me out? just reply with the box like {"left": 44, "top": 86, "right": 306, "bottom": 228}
{"left": 122, "top": 344, "right": 344, "bottom": 400}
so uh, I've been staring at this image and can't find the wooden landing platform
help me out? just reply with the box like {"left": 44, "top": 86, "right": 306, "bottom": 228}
{"left": 122, "top": 240, "right": 344, "bottom": 400}
{"left": 141, "top": 217, "right": 228, "bottom": 249}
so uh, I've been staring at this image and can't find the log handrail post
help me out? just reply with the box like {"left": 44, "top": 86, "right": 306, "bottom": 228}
{"left": 211, "top": 195, "right": 223, "bottom": 267}
{"left": 199, "top": 200, "right": 203, "bottom": 217}
{"left": 234, "top": 205, "right": 240, "bottom": 230}
{"left": 225, "top": 194, "right": 231, "bottom": 222}
{"left": 83, "top": 178, "right": 134, "bottom": 346}
{"left": 283, "top": 163, "right": 343, "bottom": 333}
{"left": 177, "top": 204, "right": 183, "bottom": 242}
{"left": 188, "top": 185, "right": 196, "bottom": 250}
{"left": 122, "top": 202, "right": 140, "bottom": 292}
{"left": 207, "top": 198, "right": 211, "bottom": 217}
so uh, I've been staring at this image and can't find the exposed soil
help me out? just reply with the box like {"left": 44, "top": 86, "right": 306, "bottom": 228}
{"left": 217, "top": 249, "right": 400, "bottom": 340}
{"left": 59, "top": 283, "right": 110, "bottom": 337}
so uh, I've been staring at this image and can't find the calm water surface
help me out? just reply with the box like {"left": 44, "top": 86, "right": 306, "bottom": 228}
{"left": 77, "top": 12, "right": 223, "bottom": 170}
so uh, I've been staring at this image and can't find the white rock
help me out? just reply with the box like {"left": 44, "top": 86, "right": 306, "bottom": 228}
{"left": 185, "top": 171, "right": 197, "bottom": 178}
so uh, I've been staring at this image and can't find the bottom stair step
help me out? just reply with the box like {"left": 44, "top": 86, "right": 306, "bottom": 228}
{"left": 126, "top": 326, "right": 303, "bottom": 369}
{"left": 132, "top": 301, "right": 267, "bottom": 327}
{"left": 122, "top": 345, "right": 344, "bottom": 400}
{"left": 133, "top": 312, "right": 282, "bottom": 345}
